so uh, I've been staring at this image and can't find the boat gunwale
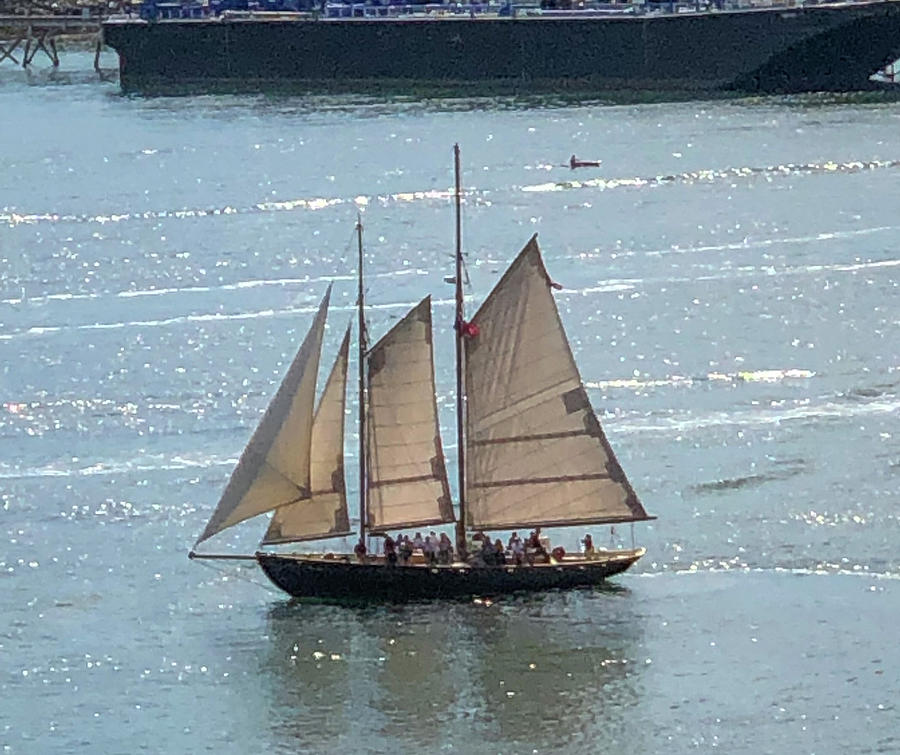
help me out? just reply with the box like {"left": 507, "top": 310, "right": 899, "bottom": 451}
{"left": 257, "top": 546, "right": 646, "bottom": 569}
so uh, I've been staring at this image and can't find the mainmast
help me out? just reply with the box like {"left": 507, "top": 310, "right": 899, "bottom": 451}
{"left": 356, "top": 215, "right": 368, "bottom": 545}
{"left": 453, "top": 144, "right": 467, "bottom": 558}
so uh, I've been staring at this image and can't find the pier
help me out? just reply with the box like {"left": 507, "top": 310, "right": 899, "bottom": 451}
{"left": 0, "top": 7, "right": 107, "bottom": 69}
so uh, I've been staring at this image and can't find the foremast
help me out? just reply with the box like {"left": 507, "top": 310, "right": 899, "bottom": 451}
{"left": 356, "top": 215, "right": 369, "bottom": 546}
{"left": 453, "top": 143, "right": 468, "bottom": 559}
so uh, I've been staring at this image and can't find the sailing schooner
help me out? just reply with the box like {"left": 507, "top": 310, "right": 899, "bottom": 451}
{"left": 189, "top": 147, "right": 655, "bottom": 601}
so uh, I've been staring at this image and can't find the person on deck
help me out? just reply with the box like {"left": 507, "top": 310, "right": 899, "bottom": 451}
{"left": 480, "top": 536, "right": 497, "bottom": 566}
{"left": 354, "top": 538, "right": 367, "bottom": 562}
{"left": 438, "top": 533, "right": 453, "bottom": 564}
{"left": 413, "top": 532, "right": 425, "bottom": 551}
{"left": 423, "top": 535, "right": 438, "bottom": 565}
{"left": 526, "top": 527, "right": 548, "bottom": 564}
{"left": 383, "top": 534, "right": 398, "bottom": 566}
{"left": 494, "top": 539, "right": 507, "bottom": 566}
{"left": 582, "top": 533, "right": 595, "bottom": 557}
{"left": 399, "top": 535, "right": 413, "bottom": 565}
{"left": 511, "top": 535, "right": 525, "bottom": 565}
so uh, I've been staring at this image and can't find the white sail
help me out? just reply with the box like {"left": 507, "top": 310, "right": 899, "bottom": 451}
{"left": 195, "top": 287, "right": 331, "bottom": 546}
{"left": 464, "top": 236, "right": 651, "bottom": 530}
{"left": 261, "top": 325, "right": 352, "bottom": 545}
{"left": 366, "top": 297, "right": 454, "bottom": 531}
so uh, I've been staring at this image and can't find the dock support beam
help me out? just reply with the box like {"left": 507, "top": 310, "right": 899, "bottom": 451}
{"left": 23, "top": 28, "right": 59, "bottom": 67}
{"left": 0, "top": 35, "right": 23, "bottom": 66}
{"left": 1, "top": 15, "right": 102, "bottom": 69}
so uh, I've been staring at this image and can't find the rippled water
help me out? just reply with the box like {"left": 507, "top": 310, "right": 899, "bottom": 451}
{"left": 2, "top": 51, "right": 899, "bottom": 753}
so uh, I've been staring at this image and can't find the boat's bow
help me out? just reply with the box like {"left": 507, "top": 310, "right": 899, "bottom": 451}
{"left": 727, "top": 0, "right": 900, "bottom": 93}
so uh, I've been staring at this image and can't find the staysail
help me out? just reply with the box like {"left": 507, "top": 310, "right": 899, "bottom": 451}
{"left": 464, "top": 237, "right": 651, "bottom": 530}
{"left": 194, "top": 287, "right": 331, "bottom": 546}
{"left": 366, "top": 297, "right": 454, "bottom": 531}
{"left": 261, "top": 325, "right": 353, "bottom": 545}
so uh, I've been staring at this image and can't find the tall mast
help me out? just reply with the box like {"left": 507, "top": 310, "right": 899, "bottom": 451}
{"left": 453, "top": 144, "right": 467, "bottom": 558}
{"left": 356, "top": 215, "right": 368, "bottom": 545}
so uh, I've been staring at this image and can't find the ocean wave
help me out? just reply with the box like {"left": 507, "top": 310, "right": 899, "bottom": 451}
{"left": 520, "top": 158, "right": 900, "bottom": 194}
{"left": 0, "top": 187, "right": 453, "bottom": 229}
{"left": 4, "top": 156, "right": 899, "bottom": 232}
{"left": 0, "top": 453, "right": 238, "bottom": 480}
{"left": 0, "top": 269, "right": 427, "bottom": 307}
{"left": 611, "top": 395, "right": 900, "bottom": 435}
{"left": 688, "top": 455, "right": 808, "bottom": 495}
{"left": 635, "top": 565, "right": 900, "bottom": 580}
{"left": 689, "top": 472, "right": 785, "bottom": 495}
{"left": 4, "top": 241, "right": 893, "bottom": 321}
{"left": 0, "top": 296, "right": 456, "bottom": 341}
{"left": 3, "top": 392, "right": 894, "bottom": 479}
{"left": 585, "top": 368, "right": 816, "bottom": 391}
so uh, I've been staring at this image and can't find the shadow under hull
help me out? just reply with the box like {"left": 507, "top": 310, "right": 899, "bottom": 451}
{"left": 256, "top": 548, "right": 645, "bottom": 601}
{"left": 103, "top": 2, "right": 900, "bottom": 98}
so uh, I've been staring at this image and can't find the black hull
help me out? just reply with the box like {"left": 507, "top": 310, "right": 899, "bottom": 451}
{"left": 103, "top": 2, "right": 900, "bottom": 97}
{"left": 256, "top": 549, "right": 644, "bottom": 601}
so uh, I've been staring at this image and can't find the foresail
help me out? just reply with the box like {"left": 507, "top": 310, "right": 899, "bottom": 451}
{"left": 366, "top": 297, "right": 454, "bottom": 531}
{"left": 262, "top": 325, "right": 352, "bottom": 545}
{"left": 194, "top": 287, "right": 331, "bottom": 546}
{"left": 464, "top": 236, "right": 651, "bottom": 530}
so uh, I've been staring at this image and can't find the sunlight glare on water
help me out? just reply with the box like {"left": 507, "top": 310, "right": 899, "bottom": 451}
{"left": 1, "top": 51, "right": 898, "bottom": 754}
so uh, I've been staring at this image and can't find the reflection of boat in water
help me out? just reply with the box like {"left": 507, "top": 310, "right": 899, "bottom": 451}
{"left": 262, "top": 586, "right": 643, "bottom": 751}
{"left": 189, "top": 146, "right": 654, "bottom": 602}
{"left": 103, "top": 1, "right": 900, "bottom": 97}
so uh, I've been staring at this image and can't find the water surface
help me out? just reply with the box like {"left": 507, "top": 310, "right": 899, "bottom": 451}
{"left": 1, "top": 51, "right": 898, "bottom": 754}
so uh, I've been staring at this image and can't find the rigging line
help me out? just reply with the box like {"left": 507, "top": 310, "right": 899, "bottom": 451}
{"left": 457, "top": 180, "right": 472, "bottom": 288}
{"left": 259, "top": 457, "right": 309, "bottom": 499}
{"left": 193, "top": 556, "right": 280, "bottom": 594}
{"left": 345, "top": 223, "right": 358, "bottom": 256}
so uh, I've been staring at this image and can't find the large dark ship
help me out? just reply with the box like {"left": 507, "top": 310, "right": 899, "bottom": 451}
{"left": 102, "top": 0, "right": 900, "bottom": 96}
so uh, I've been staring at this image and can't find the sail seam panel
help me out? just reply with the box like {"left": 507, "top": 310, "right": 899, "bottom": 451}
{"left": 260, "top": 529, "right": 355, "bottom": 545}
{"left": 369, "top": 473, "right": 444, "bottom": 488}
{"left": 471, "top": 428, "right": 593, "bottom": 446}
{"left": 471, "top": 472, "right": 612, "bottom": 488}
{"left": 367, "top": 515, "right": 456, "bottom": 531}
{"left": 467, "top": 377, "right": 576, "bottom": 432}
{"left": 468, "top": 514, "right": 657, "bottom": 530}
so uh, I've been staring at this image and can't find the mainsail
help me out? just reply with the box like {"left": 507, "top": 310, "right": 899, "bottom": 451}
{"left": 261, "top": 325, "right": 352, "bottom": 545}
{"left": 194, "top": 287, "right": 331, "bottom": 546}
{"left": 464, "top": 236, "right": 651, "bottom": 530}
{"left": 366, "top": 297, "right": 454, "bottom": 531}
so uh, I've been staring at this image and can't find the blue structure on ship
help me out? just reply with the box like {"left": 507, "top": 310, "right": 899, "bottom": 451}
{"left": 138, "top": 0, "right": 460, "bottom": 19}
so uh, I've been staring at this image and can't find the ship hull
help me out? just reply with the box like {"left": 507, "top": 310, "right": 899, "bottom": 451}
{"left": 103, "top": 2, "right": 900, "bottom": 96}
{"left": 256, "top": 548, "right": 645, "bottom": 601}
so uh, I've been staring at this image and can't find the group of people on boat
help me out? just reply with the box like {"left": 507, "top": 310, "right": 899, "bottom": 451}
{"left": 355, "top": 531, "right": 455, "bottom": 566}
{"left": 351, "top": 525, "right": 614, "bottom": 567}
{"left": 474, "top": 528, "right": 558, "bottom": 566}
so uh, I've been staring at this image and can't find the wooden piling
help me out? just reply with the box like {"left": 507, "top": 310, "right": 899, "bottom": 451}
{"left": 22, "top": 24, "right": 31, "bottom": 68}
{"left": 0, "top": 14, "right": 104, "bottom": 69}
{"left": 0, "top": 34, "right": 23, "bottom": 66}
